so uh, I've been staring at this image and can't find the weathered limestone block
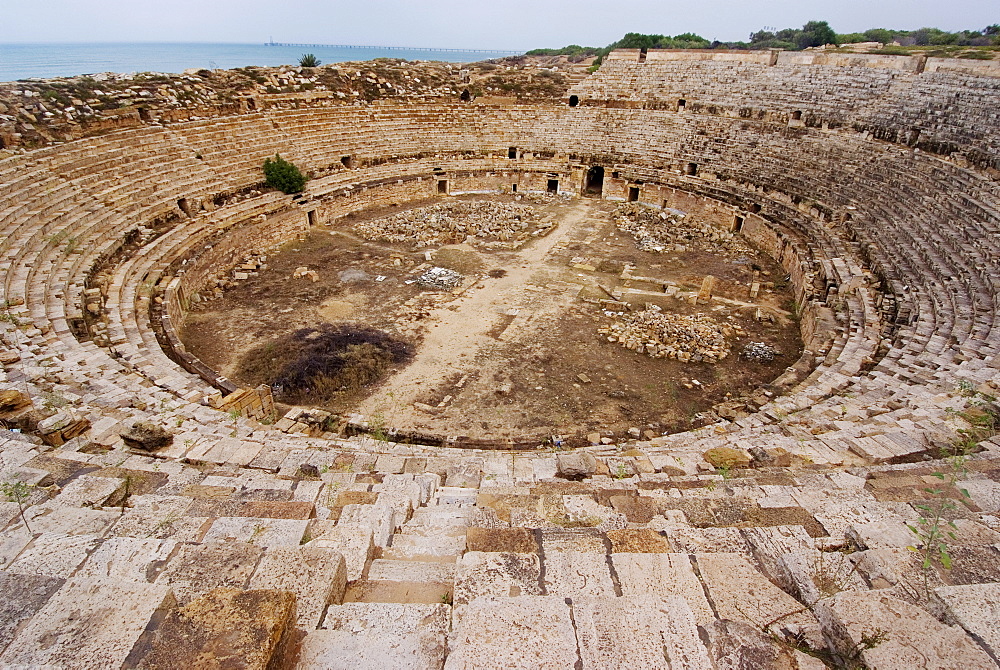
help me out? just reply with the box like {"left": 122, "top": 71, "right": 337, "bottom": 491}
{"left": 5, "top": 532, "right": 102, "bottom": 578}
{"left": 933, "top": 582, "right": 1000, "bottom": 660}
{"left": 612, "top": 552, "right": 714, "bottom": 625}
{"left": 301, "top": 603, "right": 449, "bottom": 669}
{"left": 120, "top": 420, "right": 173, "bottom": 451}
{"left": 201, "top": 516, "right": 308, "bottom": 547}
{"left": 572, "top": 595, "right": 713, "bottom": 669}
{"left": 339, "top": 502, "right": 397, "bottom": 547}
{"left": 52, "top": 473, "right": 125, "bottom": 507}
{"left": 556, "top": 452, "right": 598, "bottom": 480}
{"left": 695, "top": 553, "right": 819, "bottom": 641}
{"left": 0, "top": 576, "right": 174, "bottom": 669}
{"left": 154, "top": 541, "right": 264, "bottom": 605}
{"left": 110, "top": 493, "right": 202, "bottom": 541}
{"left": 77, "top": 536, "right": 179, "bottom": 583}
{"left": 306, "top": 521, "right": 376, "bottom": 582}
{"left": 465, "top": 527, "right": 538, "bottom": 553}
{"left": 445, "top": 596, "right": 579, "bottom": 670}
{"left": 814, "top": 590, "right": 995, "bottom": 669}
{"left": 453, "top": 551, "right": 542, "bottom": 605}
{"left": 0, "top": 570, "right": 64, "bottom": 654}
{"left": 703, "top": 619, "right": 827, "bottom": 670}
{"left": 124, "top": 587, "right": 296, "bottom": 669}
{"left": 249, "top": 545, "right": 347, "bottom": 629}
{"left": 445, "top": 459, "right": 483, "bottom": 488}
{"left": 778, "top": 549, "right": 868, "bottom": 605}
{"left": 542, "top": 550, "right": 616, "bottom": 596}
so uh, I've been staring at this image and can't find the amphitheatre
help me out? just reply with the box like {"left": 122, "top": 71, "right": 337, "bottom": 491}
{"left": 1, "top": 45, "right": 1000, "bottom": 668}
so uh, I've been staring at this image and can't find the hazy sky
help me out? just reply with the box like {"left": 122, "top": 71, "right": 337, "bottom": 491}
{"left": 4, "top": 0, "right": 997, "bottom": 49}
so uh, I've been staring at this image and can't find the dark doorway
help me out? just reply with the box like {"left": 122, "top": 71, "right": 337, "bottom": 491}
{"left": 437, "top": 180, "right": 448, "bottom": 194}
{"left": 677, "top": 99, "right": 686, "bottom": 111}
{"left": 686, "top": 163, "right": 698, "bottom": 176}
{"left": 585, "top": 166, "right": 604, "bottom": 196}
{"left": 547, "top": 179, "right": 559, "bottom": 194}
{"left": 733, "top": 215, "right": 744, "bottom": 232}
{"left": 508, "top": 147, "right": 517, "bottom": 159}
{"left": 341, "top": 155, "right": 354, "bottom": 169}
{"left": 308, "top": 210, "right": 317, "bottom": 226}
{"left": 177, "top": 198, "right": 192, "bottom": 216}
{"left": 791, "top": 110, "right": 802, "bottom": 121}
{"left": 628, "top": 186, "right": 640, "bottom": 202}
{"left": 568, "top": 95, "right": 579, "bottom": 107}
{"left": 138, "top": 107, "right": 152, "bottom": 122}
{"left": 512, "top": 184, "right": 518, "bottom": 193}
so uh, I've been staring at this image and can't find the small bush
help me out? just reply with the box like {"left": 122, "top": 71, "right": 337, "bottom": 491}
{"left": 263, "top": 154, "right": 307, "bottom": 194}
{"left": 299, "top": 53, "right": 321, "bottom": 68}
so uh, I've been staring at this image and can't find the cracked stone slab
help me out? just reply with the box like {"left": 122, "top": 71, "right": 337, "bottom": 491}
{"left": 303, "top": 603, "right": 449, "bottom": 669}
{"left": 0, "top": 576, "right": 174, "bottom": 669}
{"left": 612, "top": 552, "right": 714, "bottom": 625}
{"left": 572, "top": 594, "right": 713, "bottom": 669}
{"left": 445, "top": 596, "right": 579, "bottom": 670}
{"left": 814, "top": 590, "right": 995, "bottom": 669}
{"left": 26, "top": 504, "right": 120, "bottom": 536}
{"left": 249, "top": 545, "right": 347, "bottom": 629}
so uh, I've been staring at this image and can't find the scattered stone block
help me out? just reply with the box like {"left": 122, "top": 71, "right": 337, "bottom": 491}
{"left": 704, "top": 619, "right": 826, "bottom": 670}
{"left": 77, "top": 536, "right": 178, "bottom": 583}
{"left": 556, "top": 451, "right": 597, "bottom": 480}
{"left": 120, "top": 421, "right": 173, "bottom": 451}
{"left": 5, "top": 532, "right": 102, "bottom": 578}
{"left": 542, "top": 550, "right": 616, "bottom": 596}
{"left": 703, "top": 446, "right": 751, "bottom": 470}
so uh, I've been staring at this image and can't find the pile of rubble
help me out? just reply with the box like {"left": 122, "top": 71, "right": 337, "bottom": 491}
{"left": 599, "top": 309, "right": 744, "bottom": 362}
{"left": 742, "top": 341, "right": 778, "bottom": 363}
{"left": 354, "top": 201, "right": 543, "bottom": 248}
{"left": 416, "top": 266, "right": 463, "bottom": 290}
{"left": 613, "top": 202, "right": 753, "bottom": 255}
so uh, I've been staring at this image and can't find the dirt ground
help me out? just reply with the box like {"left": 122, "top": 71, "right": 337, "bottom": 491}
{"left": 181, "top": 194, "right": 802, "bottom": 444}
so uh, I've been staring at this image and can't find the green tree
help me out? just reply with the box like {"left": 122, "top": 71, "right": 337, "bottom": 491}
{"left": 263, "top": 154, "right": 307, "bottom": 194}
{"left": 798, "top": 21, "right": 837, "bottom": 48}
{"left": 299, "top": 53, "right": 321, "bottom": 68}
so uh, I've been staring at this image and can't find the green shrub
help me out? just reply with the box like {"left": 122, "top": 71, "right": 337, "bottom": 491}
{"left": 263, "top": 154, "right": 307, "bottom": 194}
{"left": 299, "top": 53, "right": 321, "bottom": 68}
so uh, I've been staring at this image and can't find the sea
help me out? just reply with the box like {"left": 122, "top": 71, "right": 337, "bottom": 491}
{"left": 0, "top": 42, "right": 521, "bottom": 82}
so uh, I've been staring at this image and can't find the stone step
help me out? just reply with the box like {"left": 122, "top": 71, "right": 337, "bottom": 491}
{"left": 298, "top": 602, "right": 449, "bottom": 669}
{"left": 446, "top": 595, "right": 713, "bottom": 669}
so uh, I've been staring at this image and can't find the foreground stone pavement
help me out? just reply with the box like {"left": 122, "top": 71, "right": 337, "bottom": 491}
{"left": 1, "top": 48, "right": 1000, "bottom": 667}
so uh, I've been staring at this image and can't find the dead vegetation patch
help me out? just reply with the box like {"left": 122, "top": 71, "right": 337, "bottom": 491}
{"left": 236, "top": 323, "right": 414, "bottom": 407}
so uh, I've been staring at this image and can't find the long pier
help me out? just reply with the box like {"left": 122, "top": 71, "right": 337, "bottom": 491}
{"left": 264, "top": 41, "right": 520, "bottom": 55}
